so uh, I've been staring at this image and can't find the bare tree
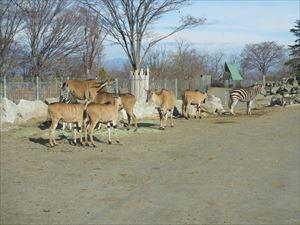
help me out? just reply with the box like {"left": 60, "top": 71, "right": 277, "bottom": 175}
{"left": 144, "top": 46, "right": 169, "bottom": 78}
{"left": 0, "top": 0, "right": 23, "bottom": 77}
{"left": 170, "top": 40, "right": 205, "bottom": 80}
{"left": 80, "top": 7, "right": 107, "bottom": 78}
{"left": 240, "top": 41, "right": 286, "bottom": 82}
{"left": 227, "top": 54, "right": 240, "bottom": 65}
{"left": 84, "top": 0, "right": 206, "bottom": 72}
{"left": 19, "top": 0, "right": 83, "bottom": 78}
{"left": 207, "top": 51, "right": 225, "bottom": 81}
{"left": 145, "top": 40, "right": 207, "bottom": 80}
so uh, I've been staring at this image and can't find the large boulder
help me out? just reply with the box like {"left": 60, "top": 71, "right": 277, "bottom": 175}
{"left": 44, "top": 97, "right": 59, "bottom": 105}
{"left": 270, "top": 94, "right": 283, "bottom": 106}
{"left": 129, "top": 97, "right": 226, "bottom": 119}
{"left": 175, "top": 100, "right": 183, "bottom": 115}
{"left": 0, "top": 98, "right": 19, "bottom": 124}
{"left": 133, "top": 100, "right": 158, "bottom": 118}
{"left": 294, "top": 96, "right": 300, "bottom": 103}
{"left": 202, "top": 95, "right": 225, "bottom": 114}
{"left": 276, "top": 85, "right": 293, "bottom": 95}
{"left": 290, "top": 86, "right": 299, "bottom": 94}
{"left": 175, "top": 100, "right": 198, "bottom": 117}
{"left": 17, "top": 99, "right": 48, "bottom": 121}
{"left": 130, "top": 100, "right": 186, "bottom": 119}
{"left": 271, "top": 86, "right": 280, "bottom": 95}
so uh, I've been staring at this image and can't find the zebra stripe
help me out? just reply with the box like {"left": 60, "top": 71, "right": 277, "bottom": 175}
{"left": 230, "top": 84, "right": 262, "bottom": 102}
{"left": 59, "top": 84, "right": 78, "bottom": 103}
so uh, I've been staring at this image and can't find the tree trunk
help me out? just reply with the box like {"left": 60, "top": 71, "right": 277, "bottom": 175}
{"left": 132, "top": 57, "right": 141, "bottom": 73}
{"left": 86, "top": 67, "right": 91, "bottom": 79}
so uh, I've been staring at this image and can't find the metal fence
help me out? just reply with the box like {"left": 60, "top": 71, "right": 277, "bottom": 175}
{"left": 1, "top": 75, "right": 211, "bottom": 103}
{"left": 1, "top": 76, "right": 61, "bottom": 103}
{"left": 117, "top": 75, "right": 211, "bottom": 99}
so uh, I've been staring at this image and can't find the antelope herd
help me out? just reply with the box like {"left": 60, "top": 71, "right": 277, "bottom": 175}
{"left": 47, "top": 78, "right": 269, "bottom": 147}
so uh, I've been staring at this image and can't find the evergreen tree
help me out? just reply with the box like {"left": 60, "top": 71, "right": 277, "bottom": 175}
{"left": 286, "top": 20, "right": 300, "bottom": 77}
{"left": 289, "top": 20, "right": 300, "bottom": 57}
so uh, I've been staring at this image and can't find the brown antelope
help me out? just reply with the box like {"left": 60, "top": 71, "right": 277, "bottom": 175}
{"left": 93, "top": 92, "right": 138, "bottom": 131}
{"left": 59, "top": 79, "right": 108, "bottom": 102}
{"left": 85, "top": 97, "right": 123, "bottom": 147}
{"left": 58, "top": 79, "right": 109, "bottom": 132}
{"left": 145, "top": 89, "right": 176, "bottom": 130}
{"left": 48, "top": 103, "right": 87, "bottom": 147}
{"left": 182, "top": 90, "right": 207, "bottom": 119}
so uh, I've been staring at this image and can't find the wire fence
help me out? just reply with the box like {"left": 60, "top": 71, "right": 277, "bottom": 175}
{"left": 1, "top": 75, "right": 211, "bottom": 103}
{"left": 0, "top": 78, "right": 62, "bottom": 103}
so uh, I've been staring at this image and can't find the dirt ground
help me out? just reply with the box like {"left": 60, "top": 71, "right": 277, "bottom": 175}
{"left": 0, "top": 105, "right": 299, "bottom": 224}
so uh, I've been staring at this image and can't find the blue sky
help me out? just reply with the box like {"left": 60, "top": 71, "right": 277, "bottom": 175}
{"left": 104, "top": 0, "right": 299, "bottom": 60}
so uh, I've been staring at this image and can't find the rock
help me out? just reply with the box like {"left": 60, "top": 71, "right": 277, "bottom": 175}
{"left": 270, "top": 95, "right": 283, "bottom": 106}
{"left": 175, "top": 100, "right": 183, "bottom": 115}
{"left": 133, "top": 100, "right": 159, "bottom": 118}
{"left": 271, "top": 86, "right": 280, "bottom": 95}
{"left": 285, "top": 85, "right": 293, "bottom": 93}
{"left": 0, "top": 98, "right": 19, "bottom": 124}
{"left": 294, "top": 96, "right": 300, "bottom": 103}
{"left": 45, "top": 97, "right": 59, "bottom": 105}
{"left": 175, "top": 100, "right": 199, "bottom": 117}
{"left": 176, "top": 96, "right": 225, "bottom": 117}
{"left": 276, "top": 85, "right": 293, "bottom": 95}
{"left": 290, "top": 87, "right": 299, "bottom": 94}
{"left": 17, "top": 99, "right": 48, "bottom": 121}
{"left": 118, "top": 108, "right": 129, "bottom": 121}
{"left": 202, "top": 95, "right": 225, "bottom": 114}
{"left": 132, "top": 99, "right": 187, "bottom": 119}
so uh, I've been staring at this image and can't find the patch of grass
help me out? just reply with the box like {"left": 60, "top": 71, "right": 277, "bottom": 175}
{"left": 5, "top": 120, "right": 162, "bottom": 141}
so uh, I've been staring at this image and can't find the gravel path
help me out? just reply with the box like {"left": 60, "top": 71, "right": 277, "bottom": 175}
{"left": 1, "top": 105, "right": 299, "bottom": 224}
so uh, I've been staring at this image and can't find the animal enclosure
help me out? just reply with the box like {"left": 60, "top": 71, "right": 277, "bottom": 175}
{"left": 1, "top": 74, "right": 212, "bottom": 103}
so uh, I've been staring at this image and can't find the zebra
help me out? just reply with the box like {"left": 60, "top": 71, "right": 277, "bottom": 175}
{"left": 229, "top": 84, "right": 266, "bottom": 115}
{"left": 59, "top": 85, "right": 82, "bottom": 131}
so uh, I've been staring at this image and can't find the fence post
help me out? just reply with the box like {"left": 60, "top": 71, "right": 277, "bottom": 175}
{"left": 174, "top": 78, "right": 178, "bottom": 99}
{"left": 138, "top": 68, "right": 143, "bottom": 99}
{"left": 115, "top": 78, "right": 119, "bottom": 95}
{"left": 144, "top": 68, "right": 149, "bottom": 100}
{"left": 146, "top": 68, "right": 150, "bottom": 90}
{"left": 130, "top": 71, "right": 134, "bottom": 95}
{"left": 35, "top": 76, "right": 39, "bottom": 100}
{"left": 224, "top": 89, "right": 228, "bottom": 109}
{"left": 2, "top": 75, "right": 7, "bottom": 98}
{"left": 164, "top": 78, "right": 167, "bottom": 89}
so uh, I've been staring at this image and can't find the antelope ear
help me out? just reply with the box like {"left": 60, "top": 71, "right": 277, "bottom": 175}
{"left": 144, "top": 88, "right": 148, "bottom": 92}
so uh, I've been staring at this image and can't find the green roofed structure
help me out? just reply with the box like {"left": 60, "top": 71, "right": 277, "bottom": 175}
{"left": 220, "top": 62, "right": 243, "bottom": 87}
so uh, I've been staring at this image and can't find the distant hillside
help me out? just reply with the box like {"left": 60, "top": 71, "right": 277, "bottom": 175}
{"left": 103, "top": 58, "right": 129, "bottom": 70}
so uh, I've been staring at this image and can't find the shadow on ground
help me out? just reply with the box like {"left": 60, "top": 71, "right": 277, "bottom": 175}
{"left": 29, "top": 134, "right": 68, "bottom": 147}
{"left": 137, "top": 122, "right": 158, "bottom": 129}
{"left": 38, "top": 120, "right": 52, "bottom": 130}
{"left": 29, "top": 137, "right": 50, "bottom": 147}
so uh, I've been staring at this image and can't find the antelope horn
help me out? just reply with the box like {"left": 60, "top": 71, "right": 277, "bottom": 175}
{"left": 99, "top": 81, "right": 108, "bottom": 90}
